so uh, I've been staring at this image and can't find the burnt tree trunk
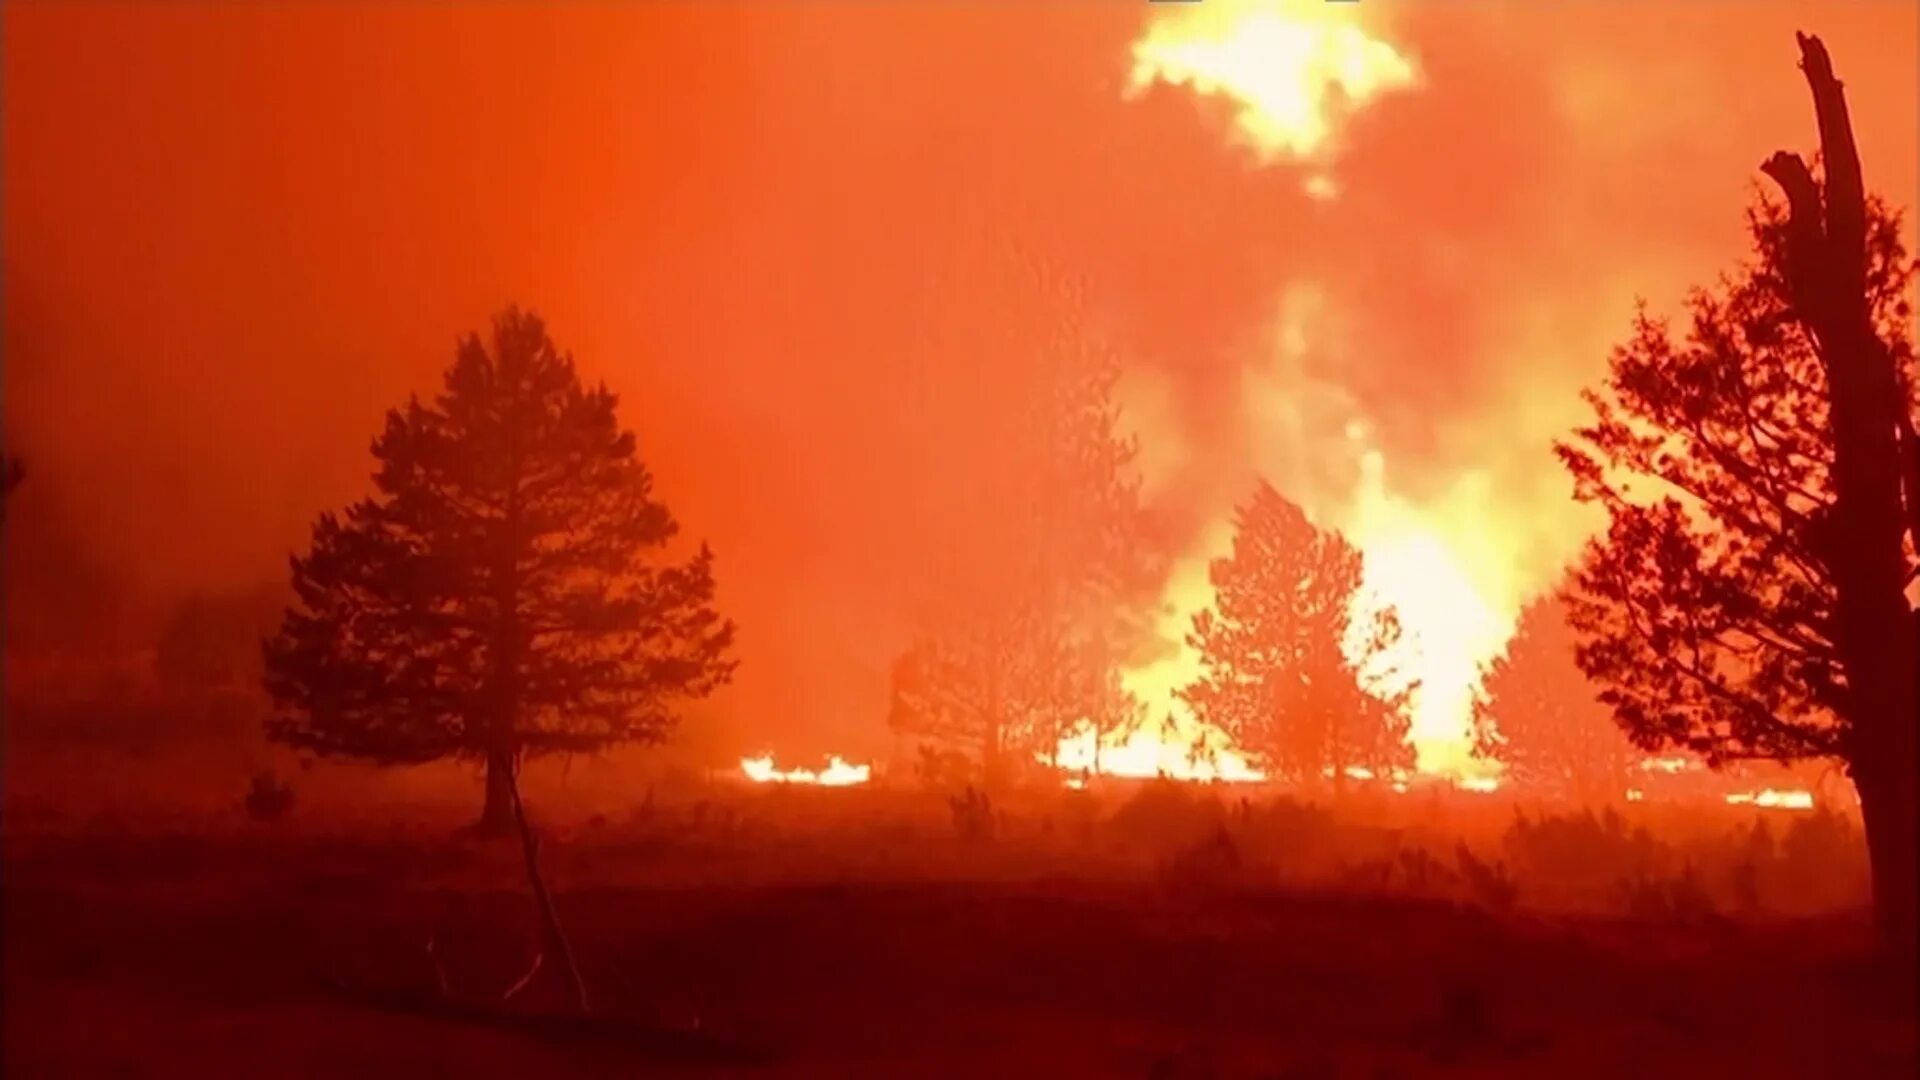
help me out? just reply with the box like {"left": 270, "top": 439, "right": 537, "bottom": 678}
{"left": 1762, "top": 32, "right": 1918, "bottom": 956}
{"left": 479, "top": 744, "right": 517, "bottom": 836}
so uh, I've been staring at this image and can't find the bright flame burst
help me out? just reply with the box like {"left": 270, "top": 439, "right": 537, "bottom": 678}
{"left": 1069, "top": 0, "right": 1526, "bottom": 784}
{"left": 740, "top": 755, "right": 871, "bottom": 787}
{"left": 1127, "top": 0, "right": 1419, "bottom": 195}
{"left": 1344, "top": 451, "right": 1514, "bottom": 775}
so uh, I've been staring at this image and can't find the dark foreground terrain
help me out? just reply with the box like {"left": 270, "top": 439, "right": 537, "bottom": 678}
{"left": 5, "top": 793, "right": 1915, "bottom": 1079}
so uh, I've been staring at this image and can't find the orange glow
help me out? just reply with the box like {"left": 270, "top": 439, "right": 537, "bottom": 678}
{"left": 1726, "top": 789, "right": 1816, "bottom": 811}
{"left": 1344, "top": 454, "right": 1515, "bottom": 774}
{"left": 1053, "top": 722, "right": 1267, "bottom": 783}
{"left": 1059, "top": 521, "right": 1267, "bottom": 783}
{"left": 6, "top": 2, "right": 1916, "bottom": 828}
{"left": 740, "top": 755, "right": 872, "bottom": 787}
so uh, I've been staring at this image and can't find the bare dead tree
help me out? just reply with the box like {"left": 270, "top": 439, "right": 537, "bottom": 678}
{"left": 1759, "top": 32, "right": 1917, "bottom": 955}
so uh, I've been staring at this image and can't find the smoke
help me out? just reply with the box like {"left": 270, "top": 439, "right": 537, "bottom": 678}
{"left": 1112, "top": 0, "right": 1918, "bottom": 767}
{"left": 3, "top": 2, "right": 1914, "bottom": 768}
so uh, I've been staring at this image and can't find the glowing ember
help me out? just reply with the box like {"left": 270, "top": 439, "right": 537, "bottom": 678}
{"left": 1625, "top": 788, "right": 1645, "bottom": 802}
{"left": 1638, "top": 756, "right": 1698, "bottom": 773}
{"left": 1128, "top": 0, "right": 1419, "bottom": 179}
{"left": 1726, "top": 789, "right": 1815, "bottom": 811}
{"left": 739, "top": 755, "right": 871, "bottom": 787}
{"left": 1456, "top": 776, "right": 1500, "bottom": 794}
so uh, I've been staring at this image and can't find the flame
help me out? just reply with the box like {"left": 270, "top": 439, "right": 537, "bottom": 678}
{"left": 1625, "top": 788, "right": 1645, "bottom": 802}
{"left": 1055, "top": 723, "right": 1267, "bottom": 782}
{"left": 1127, "top": 0, "right": 1419, "bottom": 195}
{"left": 1638, "top": 756, "right": 1699, "bottom": 774}
{"left": 1072, "top": 450, "right": 1519, "bottom": 785}
{"left": 740, "top": 754, "right": 871, "bottom": 787}
{"left": 1726, "top": 788, "right": 1815, "bottom": 811}
{"left": 1052, "top": 520, "right": 1268, "bottom": 783}
{"left": 1116, "top": 12, "right": 1511, "bottom": 785}
{"left": 1344, "top": 451, "right": 1517, "bottom": 775}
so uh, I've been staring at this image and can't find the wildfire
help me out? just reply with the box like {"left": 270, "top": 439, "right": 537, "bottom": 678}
{"left": 1054, "top": 722, "right": 1266, "bottom": 783}
{"left": 1726, "top": 789, "right": 1816, "bottom": 811}
{"left": 1337, "top": 448, "right": 1521, "bottom": 776}
{"left": 739, "top": 754, "right": 872, "bottom": 787}
{"left": 1072, "top": 452, "right": 1520, "bottom": 786}
{"left": 1109, "top": 3, "right": 1524, "bottom": 783}
{"left": 1054, "top": 522, "right": 1267, "bottom": 783}
{"left": 1127, "top": 0, "right": 1419, "bottom": 194}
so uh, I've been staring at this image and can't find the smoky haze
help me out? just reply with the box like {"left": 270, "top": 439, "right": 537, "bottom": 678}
{"left": 4, "top": 1, "right": 1916, "bottom": 764}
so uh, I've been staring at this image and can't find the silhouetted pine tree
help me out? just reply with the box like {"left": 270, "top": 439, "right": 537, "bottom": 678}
{"left": 264, "top": 307, "right": 736, "bottom": 832}
{"left": 886, "top": 313, "right": 1159, "bottom": 786}
{"left": 1561, "top": 35, "right": 1917, "bottom": 951}
{"left": 1183, "top": 482, "right": 1412, "bottom": 791}
{"left": 1470, "top": 592, "right": 1635, "bottom": 804}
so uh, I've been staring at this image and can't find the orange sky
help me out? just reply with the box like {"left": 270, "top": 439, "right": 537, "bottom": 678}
{"left": 5, "top": 1, "right": 1917, "bottom": 760}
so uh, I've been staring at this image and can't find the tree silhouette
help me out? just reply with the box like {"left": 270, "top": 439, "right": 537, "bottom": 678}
{"left": 887, "top": 307, "right": 1160, "bottom": 785}
{"left": 1, "top": 456, "right": 21, "bottom": 523}
{"left": 1471, "top": 593, "right": 1635, "bottom": 805}
{"left": 1559, "top": 35, "right": 1916, "bottom": 950}
{"left": 1182, "top": 482, "right": 1412, "bottom": 791}
{"left": 264, "top": 307, "right": 736, "bottom": 832}
{"left": 1560, "top": 192, "right": 1911, "bottom": 757}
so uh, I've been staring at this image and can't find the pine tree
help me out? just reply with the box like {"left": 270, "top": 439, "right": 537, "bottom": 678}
{"left": 1471, "top": 593, "right": 1635, "bottom": 804}
{"left": 263, "top": 307, "right": 736, "bottom": 831}
{"left": 1183, "top": 482, "right": 1413, "bottom": 791}
{"left": 1559, "top": 34, "right": 1918, "bottom": 950}
{"left": 887, "top": 295, "right": 1160, "bottom": 786}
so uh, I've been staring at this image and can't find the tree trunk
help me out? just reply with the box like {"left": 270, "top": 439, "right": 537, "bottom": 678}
{"left": 1856, "top": 758, "right": 1919, "bottom": 956}
{"left": 505, "top": 759, "right": 592, "bottom": 1015}
{"left": 1763, "top": 32, "right": 1918, "bottom": 956}
{"left": 982, "top": 658, "right": 1006, "bottom": 790}
{"left": 478, "top": 743, "right": 517, "bottom": 836}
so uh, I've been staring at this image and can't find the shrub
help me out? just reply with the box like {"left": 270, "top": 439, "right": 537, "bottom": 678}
{"left": 1454, "top": 844, "right": 1520, "bottom": 914}
{"left": 949, "top": 785, "right": 995, "bottom": 843}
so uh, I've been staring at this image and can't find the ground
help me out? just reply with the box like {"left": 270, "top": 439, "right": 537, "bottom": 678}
{"left": 4, "top": 788, "right": 1914, "bottom": 1078}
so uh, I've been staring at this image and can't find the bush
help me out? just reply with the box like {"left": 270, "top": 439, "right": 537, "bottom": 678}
{"left": 948, "top": 785, "right": 995, "bottom": 843}
{"left": 1107, "top": 780, "right": 1226, "bottom": 855}
{"left": 1156, "top": 826, "right": 1243, "bottom": 893}
{"left": 1503, "top": 808, "right": 1665, "bottom": 902}
{"left": 915, "top": 745, "right": 977, "bottom": 790}
{"left": 1616, "top": 865, "right": 1717, "bottom": 923}
{"left": 1455, "top": 844, "right": 1520, "bottom": 914}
